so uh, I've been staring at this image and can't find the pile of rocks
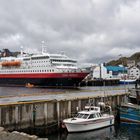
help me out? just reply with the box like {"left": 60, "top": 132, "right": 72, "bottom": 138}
{"left": 0, "top": 127, "right": 46, "bottom": 140}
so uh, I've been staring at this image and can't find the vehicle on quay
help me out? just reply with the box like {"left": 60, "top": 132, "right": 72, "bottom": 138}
{"left": 63, "top": 102, "right": 114, "bottom": 132}
{"left": 0, "top": 46, "right": 89, "bottom": 88}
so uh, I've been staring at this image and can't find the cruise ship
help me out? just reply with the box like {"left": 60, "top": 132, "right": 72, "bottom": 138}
{"left": 0, "top": 48, "right": 89, "bottom": 88}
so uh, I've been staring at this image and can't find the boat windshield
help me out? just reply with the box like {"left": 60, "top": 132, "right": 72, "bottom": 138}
{"left": 88, "top": 114, "right": 96, "bottom": 119}
{"left": 76, "top": 113, "right": 89, "bottom": 119}
{"left": 82, "top": 114, "right": 89, "bottom": 119}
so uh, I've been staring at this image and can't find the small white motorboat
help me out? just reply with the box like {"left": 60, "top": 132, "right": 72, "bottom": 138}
{"left": 63, "top": 103, "right": 114, "bottom": 132}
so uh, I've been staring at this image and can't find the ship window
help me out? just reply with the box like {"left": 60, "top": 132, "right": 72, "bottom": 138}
{"left": 31, "top": 56, "right": 49, "bottom": 60}
{"left": 88, "top": 114, "right": 96, "bottom": 119}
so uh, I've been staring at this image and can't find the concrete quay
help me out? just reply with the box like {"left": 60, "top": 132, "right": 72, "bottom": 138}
{"left": 0, "top": 88, "right": 128, "bottom": 134}
{"left": 81, "top": 79, "right": 120, "bottom": 86}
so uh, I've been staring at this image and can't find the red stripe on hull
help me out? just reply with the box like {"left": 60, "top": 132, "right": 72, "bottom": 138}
{"left": 0, "top": 72, "right": 88, "bottom": 79}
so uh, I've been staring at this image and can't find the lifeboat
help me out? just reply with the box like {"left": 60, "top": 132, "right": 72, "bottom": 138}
{"left": 2, "top": 61, "right": 21, "bottom": 67}
{"left": 25, "top": 83, "right": 34, "bottom": 88}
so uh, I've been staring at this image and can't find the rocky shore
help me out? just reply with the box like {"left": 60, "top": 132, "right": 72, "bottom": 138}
{"left": 0, "top": 127, "right": 47, "bottom": 140}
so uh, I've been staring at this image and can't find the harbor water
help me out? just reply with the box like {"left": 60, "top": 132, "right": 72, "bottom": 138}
{"left": 47, "top": 124, "right": 140, "bottom": 140}
{"left": 0, "top": 84, "right": 133, "bottom": 103}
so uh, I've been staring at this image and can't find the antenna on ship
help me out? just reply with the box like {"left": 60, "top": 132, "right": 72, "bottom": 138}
{"left": 61, "top": 51, "right": 65, "bottom": 55}
{"left": 41, "top": 41, "right": 47, "bottom": 54}
{"left": 20, "top": 46, "right": 23, "bottom": 57}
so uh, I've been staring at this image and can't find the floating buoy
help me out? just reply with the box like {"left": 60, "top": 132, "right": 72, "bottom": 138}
{"left": 25, "top": 83, "right": 34, "bottom": 88}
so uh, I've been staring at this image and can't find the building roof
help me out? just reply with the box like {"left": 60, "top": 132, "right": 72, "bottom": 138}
{"left": 105, "top": 66, "right": 127, "bottom": 72}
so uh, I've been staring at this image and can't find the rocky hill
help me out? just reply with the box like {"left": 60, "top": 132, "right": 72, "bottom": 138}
{"left": 0, "top": 49, "right": 20, "bottom": 57}
{"left": 106, "top": 52, "right": 140, "bottom": 66}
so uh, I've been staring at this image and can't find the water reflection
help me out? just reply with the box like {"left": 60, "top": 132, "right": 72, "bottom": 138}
{"left": 48, "top": 124, "right": 140, "bottom": 140}
{"left": 65, "top": 126, "right": 114, "bottom": 140}
{"left": 114, "top": 123, "right": 140, "bottom": 140}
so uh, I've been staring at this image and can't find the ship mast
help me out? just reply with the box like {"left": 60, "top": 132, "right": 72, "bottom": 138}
{"left": 20, "top": 46, "right": 23, "bottom": 57}
{"left": 41, "top": 41, "right": 47, "bottom": 54}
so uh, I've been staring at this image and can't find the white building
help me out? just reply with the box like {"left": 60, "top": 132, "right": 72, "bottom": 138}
{"left": 93, "top": 64, "right": 113, "bottom": 79}
{"left": 128, "top": 66, "right": 140, "bottom": 79}
{"left": 127, "top": 60, "right": 135, "bottom": 68}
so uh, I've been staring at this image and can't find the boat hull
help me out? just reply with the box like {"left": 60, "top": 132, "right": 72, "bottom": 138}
{"left": 120, "top": 106, "right": 140, "bottom": 124}
{"left": 119, "top": 79, "right": 136, "bottom": 84}
{"left": 64, "top": 117, "right": 114, "bottom": 132}
{"left": 0, "top": 72, "right": 88, "bottom": 88}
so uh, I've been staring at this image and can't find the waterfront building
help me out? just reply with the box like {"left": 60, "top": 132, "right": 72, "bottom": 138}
{"left": 93, "top": 64, "right": 127, "bottom": 79}
{"left": 127, "top": 60, "right": 135, "bottom": 68}
{"left": 105, "top": 65, "right": 127, "bottom": 79}
{"left": 92, "top": 64, "right": 113, "bottom": 79}
{"left": 128, "top": 66, "right": 140, "bottom": 79}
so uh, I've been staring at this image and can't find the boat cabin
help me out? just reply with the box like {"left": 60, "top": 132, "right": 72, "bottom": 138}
{"left": 75, "top": 111, "right": 102, "bottom": 119}
{"left": 85, "top": 106, "right": 100, "bottom": 112}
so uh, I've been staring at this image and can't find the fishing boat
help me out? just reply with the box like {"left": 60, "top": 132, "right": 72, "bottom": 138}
{"left": 63, "top": 103, "right": 114, "bottom": 132}
{"left": 119, "top": 103, "right": 140, "bottom": 124}
{"left": 119, "top": 79, "right": 140, "bottom": 124}
{"left": 0, "top": 46, "right": 89, "bottom": 88}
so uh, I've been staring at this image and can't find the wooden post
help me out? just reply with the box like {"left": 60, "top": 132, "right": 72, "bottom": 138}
{"left": 15, "top": 106, "right": 18, "bottom": 125}
{"left": 78, "top": 100, "right": 81, "bottom": 111}
{"left": 117, "top": 95, "right": 120, "bottom": 106}
{"left": 57, "top": 101, "right": 60, "bottom": 127}
{"left": 44, "top": 103, "right": 48, "bottom": 125}
{"left": 68, "top": 101, "right": 71, "bottom": 117}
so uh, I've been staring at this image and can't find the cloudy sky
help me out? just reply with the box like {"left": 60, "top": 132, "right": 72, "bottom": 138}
{"left": 0, "top": 0, "right": 140, "bottom": 63}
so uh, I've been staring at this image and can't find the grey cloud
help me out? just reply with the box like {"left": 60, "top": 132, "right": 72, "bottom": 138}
{"left": 0, "top": 0, "right": 140, "bottom": 63}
